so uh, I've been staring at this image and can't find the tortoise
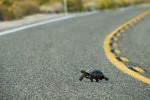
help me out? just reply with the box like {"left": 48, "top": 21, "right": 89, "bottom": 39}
{"left": 79, "top": 69, "right": 109, "bottom": 82}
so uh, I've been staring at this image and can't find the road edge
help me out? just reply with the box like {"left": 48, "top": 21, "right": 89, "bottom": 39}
{"left": 0, "top": 11, "right": 98, "bottom": 36}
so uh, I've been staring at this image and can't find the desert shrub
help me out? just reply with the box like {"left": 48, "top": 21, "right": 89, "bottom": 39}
{"left": 51, "top": 2, "right": 64, "bottom": 13}
{"left": 0, "top": 0, "right": 13, "bottom": 6}
{"left": 114, "top": 0, "right": 131, "bottom": 7}
{"left": 40, "top": 0, "right": 83, "bottom": 12}
{"left": 10, "top": 1, "right": 39, "bottom": 19}
{"left": 39, "top": 0, "right": 64, "bottom": 13}
{"left": 49, "top": 0, "right": 63, "bottom": 4}
{"left": 67, "top": 0, "right": 83, "bottom": 12}
{"left": 135, "top": 0, "right": 150, "bottom": 4}
{"left": 83, "top": 2, "right": 99, "bottom": 11}
{"left": 37, "top": 0, "right": 50, "bottom": 5}
{"left": 98, "top": 0, "right": 117, "bottom": 10}
{"left": 0, "top": 5, "right": 13, "bottom": 20}
{"left": 129, "top": 0, "right": 139, "bottom": 4}
{"left": 114, "top": 0, "right": 148, "bottom": 7}
{"left": 39, "top": 0, "right": 63, "bottom": 6}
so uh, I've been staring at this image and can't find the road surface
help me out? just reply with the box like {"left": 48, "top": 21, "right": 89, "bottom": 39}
{"left": 0, "top": 5, "right": 150, "bottom": 100}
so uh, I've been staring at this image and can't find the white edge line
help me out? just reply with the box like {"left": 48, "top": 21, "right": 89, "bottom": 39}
{"left": 0, "top": 11, "right": 98, "bottom": 36}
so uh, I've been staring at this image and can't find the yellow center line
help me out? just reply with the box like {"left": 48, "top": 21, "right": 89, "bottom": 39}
{"left": 120, "top": 29, "right": 125, "bottom": 33}
{"left": 124, "top": 26, "right": 129, "bottom": 30}
{"left": 133, "top": 67, "right": 145, "bottom": 73}
{"left": 116, "top": 33, "right": 121, "bottom": 37}
{"left": 113, "top": 37, "right": 119, "bottom": 41}
{"left": 114, "top": 50, "right": 121, "bottom": 54}
{"left": 112, "top": 43, "right": 118, "bottom": 47}
{"left": 104, "top": 9, "right": 150, "bottom": 84}
{"left": 120, "top": 57, "right": 129, "bottom": 62}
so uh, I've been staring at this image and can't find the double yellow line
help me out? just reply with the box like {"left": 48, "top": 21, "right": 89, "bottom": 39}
{"left": 104, "top": 9, "right": 150, "bottom": 84}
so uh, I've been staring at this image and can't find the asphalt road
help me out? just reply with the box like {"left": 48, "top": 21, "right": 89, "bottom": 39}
{"left": 1, "top": 6, "right": 150, "bottom": 100}
{"left": 118, "top": 13, "right": 150, "bottom": 78}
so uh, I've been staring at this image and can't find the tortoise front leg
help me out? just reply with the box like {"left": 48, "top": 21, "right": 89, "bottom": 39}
{"left": 79, "top": 74, "right": 84, "bottom": 81}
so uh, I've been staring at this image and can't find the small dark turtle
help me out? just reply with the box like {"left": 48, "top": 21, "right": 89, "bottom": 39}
{"left": 79, "top": 69, "right": 109, "bottom": 82}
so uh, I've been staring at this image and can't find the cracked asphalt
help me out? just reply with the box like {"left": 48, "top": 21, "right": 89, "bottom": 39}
{"left": 0, "top": 5, "right": 150, "bottom": 100}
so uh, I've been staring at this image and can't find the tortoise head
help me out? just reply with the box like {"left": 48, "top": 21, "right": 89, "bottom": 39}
{"left": 81, "top": 70, "right": 90, "bottom": 76}
{"left": 81, "top": 70, "right": 86, "bottom": 73}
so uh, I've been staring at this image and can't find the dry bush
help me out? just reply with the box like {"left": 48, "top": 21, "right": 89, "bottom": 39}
{"left": 83, "top": 2, "right": 99, "bottom": 11}
{"left": 49, "top": 0, "right": 63, "bottom": 4}
{"left": 114, "top": 0, "right": 147, "bottom": 7}
{"left": 0, "top": 5, "right": 13, "bottom": 20}
{"left": 40, "top": 0, "right": 64, "bottom": 13}
{"left": 52, "top": 2, "right": 64, "bottom": 13}
{"left": 98, "top": 0, "right": 148, "bottom": 10}
{"left": 98, "top": 0, "right": 117, "bottom": 10}
{"left": 67, "top": 0, "right": 83, "bottom": 12}
{"left": 10, "top": 0, "right": 39, "bottom": 19}
{"left": 37, "top": 0, "right": 50, "bottom": 5}
{"left": 40, "top": 0, "right": 83, "bottom": 12}
{"left": 114, "top": 0, "right": 131, "bottom": 7}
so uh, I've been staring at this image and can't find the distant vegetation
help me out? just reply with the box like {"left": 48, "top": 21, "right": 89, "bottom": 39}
{"left": 0, "top": 0, "right": 150, "bottom": 21}
{"left": 0, "top": 0, "right": 39, "bottom": 20}
{"left": 98, "top": 0, "right": 150, "bottom": 9}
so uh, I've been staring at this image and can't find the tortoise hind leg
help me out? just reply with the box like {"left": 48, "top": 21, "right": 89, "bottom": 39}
{"left": 104, "top": 76, "right": 109, "bottom": 81}
{"left": 89, "top": 75, "right": 93, "bottom": 82}
{"left": 95, "top": 78, "right": 99, "bottom": 82}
